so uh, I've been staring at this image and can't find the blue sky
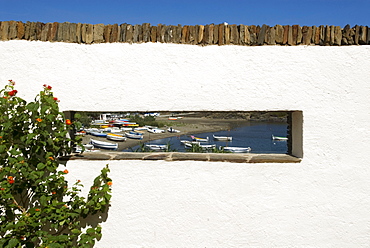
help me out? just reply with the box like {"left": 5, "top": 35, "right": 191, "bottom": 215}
{"left": 0, "top": 0, "right": 368, "bottom": 27}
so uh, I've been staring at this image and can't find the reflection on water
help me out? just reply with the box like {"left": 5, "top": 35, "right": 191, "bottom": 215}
{"left": 126, "top": 121, "right": 288, "bottom": 154}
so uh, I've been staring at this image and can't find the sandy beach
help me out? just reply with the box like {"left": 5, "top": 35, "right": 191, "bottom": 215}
{"left": 82, "top": 117, "right": 247, "bottom": 151}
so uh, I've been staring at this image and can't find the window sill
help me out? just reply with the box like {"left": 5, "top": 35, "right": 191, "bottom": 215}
{"left": 63, "top": 152, "right": 301, "bottom": 163}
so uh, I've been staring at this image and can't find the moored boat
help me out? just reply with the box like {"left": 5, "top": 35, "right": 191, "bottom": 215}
{"left": 90, "top": 131, "right": 108, "bottom": 137}
{"left": 145, "top": 144, "right": 168, "bottom": 151}
{"left": 220, "top": 146, "right": 251, "bottom": 153}
{"left": 125, "top": 131, "right": 144, "bottom": 140}
{"left": 90, "top": 139, "right": 118, "bottom": 150}
{"left": 213, "top": 134, "right": 232, "bottom": 141}
{"left": 272, "top": 135, "right": 288, "bottom": 141}
{"left": 185, "top": 142, "right": 216, "bottom": 150}
{"left": 106, "top": 133, "right": 127, "bottom": 141}
{"left": 191, "top": 135, "right": 209, "bottom": 142}
{"left": 147, "top": 127, "right": 165, "bottom": 133}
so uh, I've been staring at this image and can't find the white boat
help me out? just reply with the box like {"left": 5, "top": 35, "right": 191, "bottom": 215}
{"left": 90, "top": 139, "right": 118, "bottom": 150}
{"left": 167, "top": 127, "right": 180, "bottom": 133}
{"left": 106, "top": 133, "right": 127, "bottom": 141}
{"left": 221, "top": 146, "right": 251, "bottom": 153}
{"left": 134, "top": 126, "right": 149, "bottom": 131}
{"left": 185, "top": 142, "right": 216, "bottom": 149}
{"left": 191, "top": 135, "right": 209, "bottom": 142}
{"left": 90, "top": 131, "right": 107, "bottom": 137}
{"left": 145, "top": 144, "right": 168, "bottom": 151}
{"left": 147, "top": 127, "right": 165, "bottom": 133}
{"left": 213, "top": 134, "right": 232, "bottom": 141}
{"left": 272, "top": 135, "right": 288, "bottom": 141}
{"left": 180, "top": 140, "right": 199, "bottom": 145}
{"left": 74, "top": 144, "right": 94, "bottom": 153}
{"left": 125, "top": 131, "right": 143, "bottom": 140}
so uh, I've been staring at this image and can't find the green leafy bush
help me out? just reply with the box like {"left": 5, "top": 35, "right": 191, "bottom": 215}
{"left": 0, "top": 80, "right": 112, "bottom": 247}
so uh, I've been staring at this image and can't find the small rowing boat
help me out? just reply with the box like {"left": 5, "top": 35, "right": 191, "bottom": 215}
{"left": 106, "top": 133, "right": 127, "bottom": 141}
{"left": 191, "top": 135, "right": 209, "bottom": 142}
{"left": 90, "top": 139, "right": 118, "bottom": 150}
{"left": 145, "top": 144, "right": 168, "bottom": 151}
{"left": 213, "top": 134, "right": 232, "bottom": 141}
{"left": 220, "top": 146, "right": 251, "bottom": 153}
{"left": 125, "top": 131, "right": 143, "bottom": 140}
{"left": 272, "top": 135, "right": 288, "bottom": 141}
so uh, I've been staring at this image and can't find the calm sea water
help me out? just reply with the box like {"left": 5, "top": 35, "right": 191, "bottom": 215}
{"left": 128, "top": 121, "right": 288, "bottom": 153}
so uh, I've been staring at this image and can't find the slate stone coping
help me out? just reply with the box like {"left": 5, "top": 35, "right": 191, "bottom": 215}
{"left": 63, "top": 152, "right": 301, "bottom": 163}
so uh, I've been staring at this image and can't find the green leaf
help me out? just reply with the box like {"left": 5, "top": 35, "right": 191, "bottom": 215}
{"left": 6, "top": 238, "right": 19, "bottom": 248}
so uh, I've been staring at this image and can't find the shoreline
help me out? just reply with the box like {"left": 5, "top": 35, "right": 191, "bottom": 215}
{"left": 82, "top": 117, "right": 244, "bottom": 151}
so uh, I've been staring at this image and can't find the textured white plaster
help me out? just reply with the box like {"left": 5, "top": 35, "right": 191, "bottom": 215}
{"left": 1, "top": 40, "right": 370, "bottom": 247}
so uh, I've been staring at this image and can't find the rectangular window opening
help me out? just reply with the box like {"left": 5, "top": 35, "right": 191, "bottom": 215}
{"left": 64, "top": 111, "right": 303, "bottom": 163}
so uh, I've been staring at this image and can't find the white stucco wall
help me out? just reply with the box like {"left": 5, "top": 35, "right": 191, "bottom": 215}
{"left": 1, "top": 40, "right": 370, "bottom": 247}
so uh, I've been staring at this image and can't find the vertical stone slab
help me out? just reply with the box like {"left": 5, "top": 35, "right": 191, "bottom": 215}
{"left": 342, "top": 24, "right": 354, "bottom": 45}
{"left": 120, "top": 23, "right": 127, "bottom": 42}
{"left": 224, "top": 24, "right": 231, "bottom": 45}
{"left": 313, "top": 26, "right": 320, "bottom": 45}
{"left": 297, "top": 25, "right": 302, "bottom": 44}
{"left": 283, "top": 25, "right": 289, "bottom": 44}
{"left": 275, "top": 25, "right": 284, "bottom": 44}
{"left": 75, "top": 23, "right": 82, "bottom": 43}
{"left": 175, "top": 24, "right": 182, "bottom": 44}
{"left": 188, "top": 25, "right": 195, "bottom": 44}
{"left": 24, "top": 21, "right": 30, "bottom": 40}
{"left": 17, "top": 21, "right": 25, "bottom": 39}
{"left": 133, "top": 24, "right": 139, "bottom": 43}
{"left": 36, "top": 22, "right": 44, "bottom": 40}
{"left": 8, "top": 21, "right": 17, "bottom": 40}
{"left": 134, "top": 24, "right": 143, "bottom": 43}
{"left": 198, "top": 25, "right": 204, "bottom": 44}
{"left": 125, "top": 24, "right": 133, "bottom": 43}
{"left": 142, "top": 23, "right": 150, "bottom": 42}
{"left": 213, "top": 24, "right": 219, "bottom": 44}
{"left": 249, "top": 25, "right": 257, "bottom": 45}
{"left": 48, "top": 22, "right": 58, "bottom": 41}
{"left": 163, "top": 25, "right": 171, "bottom": 43}
{"left": 156, "top": 24, "right": 162, "bottom": 42}
{"left": 302, "top": 26, "right": 311, "bottom": 45}
{"left": 329, "top": 25, "right": 335, "bottom": 45}
{"left": 218, "top": 23, "right": 225, "bottom": 45}
{"left": 359, "top": 26, "right": 367, "bottom": 45}
{"left": 229, "top": 24, "right": 238, "bottom": 44}
{"left": 62, "top": 22, "right": 69, "bottom": 42}
{"left": 93, "top": 24, "right": 104, "bottom": 43}
{"left": 258, "top": 24, "right": 267, "bottom": 45}
{"left": 56, "top": 22, "right": 63, "bottom": 41}
{"left": 29, "top": 22, "right": 37, "bottom": 41}
{"left": 319, "top": 25, "right": 325, "bottom": 45}
{"left": 324, "top": 25, "right": 331, "bottom": 45}
{"left": 104, "top": 24, "right": 112, "bottom": 42}
{"left": 239, "top": 24, "right": 245, "bottom": 45}
{"left": 86, "top": 24, "right": 93, "bottom": 44}
{"left": 160, "top": 24, "right": 166, "bottom": 43}
{"left": 354, "top": 25, "right": 360, "bottom": 45}
{"left": 204, "top": 24, "right": 210, "bottom": 44}
{"left": 311, "top": 26, "right": 316, "bottom": 44}
{"left": 69, "top": 23, "right": 77, "bottom": 43}
{"left": 266, "top": 26, "right": 276, "bottom": 45}
{"left": 40, "top": 23, "right": 49, "bottom": 41}
{"left": 181, "top": 25, "right": 188, "bottom": 43}
{"left": 1, "top": 21, "right": 9, "bottom": 40}
{"left": 333, "top": 26, "right": 342, "bottom": 45}
{"left": 80, "top": 23, "right": 87, "bottom": 43}
{"left": 367, "top": 26, "right": 370, "bottom": 45}
{"left": 111, "top": 24, "right": 119, "bottom": 42}
{"left": 150, "top": 25, "right": 157, "bottom": 42}
{"left": 287, "top": 26, "right": 293, "bottom": 45}
{"left": 292, "top": 25, "right": 298, "bottom": 45}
